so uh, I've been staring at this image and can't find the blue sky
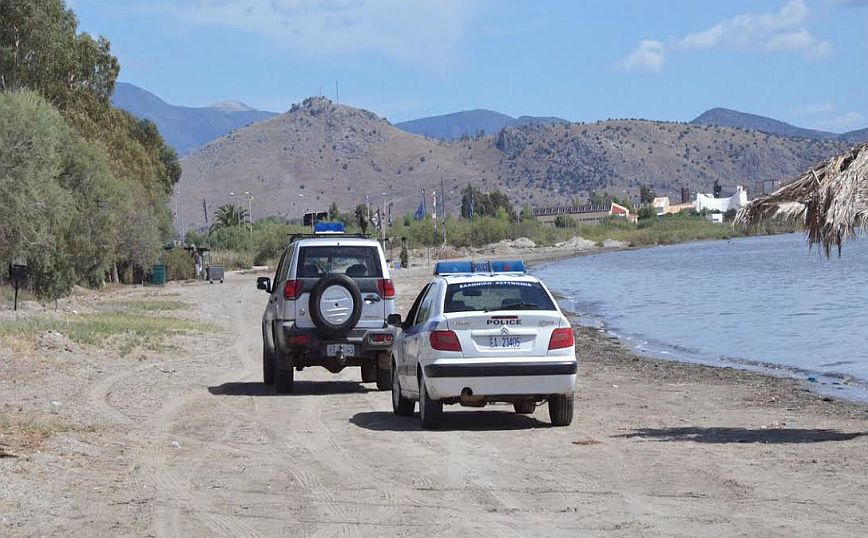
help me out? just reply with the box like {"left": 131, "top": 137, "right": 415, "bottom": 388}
{"left": 69, "top": 0, "right": 868, "bottom": 131}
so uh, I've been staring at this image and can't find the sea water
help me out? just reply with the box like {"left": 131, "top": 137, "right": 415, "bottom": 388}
{"left": 534, "top": 233, "right": 868, "bottom": 400}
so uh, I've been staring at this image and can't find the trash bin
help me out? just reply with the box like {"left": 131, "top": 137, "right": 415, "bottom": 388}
{"left": 206, "top": 265, "right": 224, "bottom": 283}
{"left": 151, "top": 264, "right": 166, "bottom": 285}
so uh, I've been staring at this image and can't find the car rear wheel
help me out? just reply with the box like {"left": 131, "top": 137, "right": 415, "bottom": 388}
{"left": 419, "top": 375, "right": 442, "bottom": 428}
{"left": 548, "top": 393, "right": 574, "bottom": 426}
{"left": 513, "top": 401, "right": 536, "bottom": 414}
{"left": 391, "top": 364, "right": 414, "bottom": 417}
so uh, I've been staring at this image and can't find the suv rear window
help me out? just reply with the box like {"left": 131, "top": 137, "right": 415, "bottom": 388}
{"left": 297, "top": 246, "right": 383, "bottom": 278}
{"left": 444, "top": 281, "right": 556, "bottom": 313}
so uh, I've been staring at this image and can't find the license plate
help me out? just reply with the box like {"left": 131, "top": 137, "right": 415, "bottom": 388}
{"left": 326, "top": 344, "right": 355, "bottom": 357}
{"left": 488, "top": 336, "right": 522, "bottom": 349}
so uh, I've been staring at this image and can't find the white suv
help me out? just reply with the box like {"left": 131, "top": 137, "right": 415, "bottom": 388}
{"left": 389, "top": 261, "right": 577, "bottom": 428}
{"left": 257, "top": 225, "right": 397, "bottom": 393}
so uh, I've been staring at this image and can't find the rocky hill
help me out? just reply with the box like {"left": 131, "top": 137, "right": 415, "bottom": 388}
{"left": 112, "top": 83, "right": 277, "bottom": 155}
{"left": 176, "top": 98, "right": 848, "bottom": 231}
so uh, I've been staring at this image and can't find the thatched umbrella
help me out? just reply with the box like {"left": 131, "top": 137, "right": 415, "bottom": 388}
{"left": 735, "top": 143, "right": 868, "bottom": 257}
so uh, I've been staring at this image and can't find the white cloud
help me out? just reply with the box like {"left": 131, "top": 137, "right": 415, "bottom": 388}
{"left": 679, "top": 0, "right": 832, "bottom": 59}
{"left": 813, "top": 111, "right": 866, "bottom": 132}
{"left": 619, "top": 40, "right": 665, "bottom": 74}
{"left": 99, "top": 0, "right": 475, "bottom": 71}
{"left": 794, "top": 102, "right": 837, "bottom": 115}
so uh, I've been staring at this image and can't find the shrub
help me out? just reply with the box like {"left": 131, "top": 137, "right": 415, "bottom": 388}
{"left": 164, "top": 248, "right": 195, "bottom": 281}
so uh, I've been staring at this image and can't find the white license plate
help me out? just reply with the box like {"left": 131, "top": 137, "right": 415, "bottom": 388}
{"left": 326, "top": 344, "right": 355, "bottom": 357}
{"left": 488, "top": 336, "right": 522, "bottom": 349}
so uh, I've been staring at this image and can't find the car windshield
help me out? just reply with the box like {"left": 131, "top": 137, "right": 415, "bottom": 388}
{"left": 297, "top": 246, "right": 382, "bottom": 278}
{"left": 444, "top": 281, "right": 556, "bottom": 313}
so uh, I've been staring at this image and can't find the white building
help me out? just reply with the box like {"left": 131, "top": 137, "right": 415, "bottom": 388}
{"left": 651, "top": 197, "right": 670, "bottom": 216}
{"left": 695, "top": 185, "right": 748, "bottom": 213}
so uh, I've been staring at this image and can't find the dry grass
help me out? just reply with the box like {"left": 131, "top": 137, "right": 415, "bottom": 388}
{"left": 0, "top": 313, "right": 215, "bottom": 355}
{"left": 0, "top": 414, "right": 97, "bottom": 456}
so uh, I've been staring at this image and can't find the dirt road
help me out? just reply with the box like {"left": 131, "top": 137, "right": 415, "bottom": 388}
{"left": 2, "top": 268, "right": 868, "bottom": 537}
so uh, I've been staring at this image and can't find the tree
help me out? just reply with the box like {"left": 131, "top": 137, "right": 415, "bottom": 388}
{"left": 519, "top": 204, "right": 535, "bottom": 222}
{"left": 640, "top": 184, "right": 656, "bottom": 204}
{"left": 354, "top": 204, "right": 369, "bottom": 234}
{"left": 210, "top": 204, "right": 249, "bottom": 232}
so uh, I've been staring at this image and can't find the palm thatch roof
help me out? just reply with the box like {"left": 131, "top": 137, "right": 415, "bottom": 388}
{"left": 735, "top": 143, "right": 868, "bottom": 257}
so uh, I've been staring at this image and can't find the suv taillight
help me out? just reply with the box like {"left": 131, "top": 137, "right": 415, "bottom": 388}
{"left": 377, "top": 278, "right": 395, "bottom": 299}
{"left": 430, "top": 330, "right": 462, "bottom": 352}
{"left": 548, "top": 327, "right": 575, "bottom": 350}
{"left": 283, "top": 280, "right": 301, "bottom": 300}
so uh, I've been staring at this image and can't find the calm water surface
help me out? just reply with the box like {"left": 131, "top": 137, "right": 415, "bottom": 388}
{"left": 535, "top": 233, "right": 868, "bottom": 399}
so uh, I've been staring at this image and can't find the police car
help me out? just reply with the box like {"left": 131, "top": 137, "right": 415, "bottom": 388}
{"left": 388, "top": 260, "right": 577, "bottom": 428}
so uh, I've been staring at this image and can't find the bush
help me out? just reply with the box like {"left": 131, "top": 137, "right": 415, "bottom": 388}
{"left": 164, "top": 248, "right": 195, "bottom": 281}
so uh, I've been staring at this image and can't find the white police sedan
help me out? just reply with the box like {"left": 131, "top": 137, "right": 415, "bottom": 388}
{"left": 388, "top": 261, "right": 577, "bottom": 428}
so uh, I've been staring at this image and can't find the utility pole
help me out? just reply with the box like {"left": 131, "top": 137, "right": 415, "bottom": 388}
{"left": 202, "top": 198, "right": 208, "bottom": 224}
{"left": 440, "top": 177, "right": 447, "bottom": 245}
{"left": 245, "top": 191, "right": 253, "bottom": 238}
{"left": 335, "top": 81, "right": 339, "bottom": 104}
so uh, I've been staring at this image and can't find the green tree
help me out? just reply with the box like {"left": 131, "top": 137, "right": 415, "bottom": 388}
{"left": 210, "top": 204, "right": 249, "bottom": 232}
{"left": 639, "top": 184, "right": 656, "bottom": 204}
{"left": 354, "top": 204, "right": 369, "bottom": 234}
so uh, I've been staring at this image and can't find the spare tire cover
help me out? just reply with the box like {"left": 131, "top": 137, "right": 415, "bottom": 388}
{"left": 308, "top": 274, "right": 363, "bottom": 338}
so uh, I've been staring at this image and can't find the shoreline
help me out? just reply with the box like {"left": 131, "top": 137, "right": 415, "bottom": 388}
{"left": 517, "top": 240, "right": 868, "bottom": 410}
{"left": 457, "top": 240, "right": 868, "bottom": 412}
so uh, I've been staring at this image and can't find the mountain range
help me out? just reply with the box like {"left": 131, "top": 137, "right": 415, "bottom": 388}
{"left": 174, "top": 97, "right": 847, "bottom": 232}
{"left": 690, "top": 107, "right": 868, "bottom": 144}
{"left": 394, "top": 109, "right": 569, "bottom": 140}
{"left": 111, "top": 83, "right": 277, "bottom": 155}
{"left": 113, "top": 82, "right": 866, "bottom": 156}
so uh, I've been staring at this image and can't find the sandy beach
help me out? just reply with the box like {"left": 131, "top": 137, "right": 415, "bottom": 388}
{"left": 1, "top": 246, "right": 867, "bottom": 536}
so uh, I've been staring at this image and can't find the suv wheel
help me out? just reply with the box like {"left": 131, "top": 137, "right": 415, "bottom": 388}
{"left": 376, "top": 365, "right": 391, "bottom": 391}
{"left": 361, "top": 362, "right": 377, "bottom": 383}
{"left": 308, "top": 274, "right": 363, "bottom": 338}
{"left": 263, "top": 347, "right": 275, "bottom": 386}
{"left": 391, "top": 364, "right": 414, "bottom": 417}
{"left": 419, "top": 375, "right": 442, "bottom": 428}
{"left": 548, "top": 393, "right": 574, "bottom": 426}
{"left": 275, "top": 358, "right": 295, "bottom": 394}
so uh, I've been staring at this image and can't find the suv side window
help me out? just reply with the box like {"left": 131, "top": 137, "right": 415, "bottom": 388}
{"left": 414, "top": 283, "right": 438, "bottom": 326}
{"left": 273, "top": 250, "right": 287, "bottom": 287}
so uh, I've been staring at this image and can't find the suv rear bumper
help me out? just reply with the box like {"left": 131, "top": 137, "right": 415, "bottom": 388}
{"left": 275, "top": 321, "right": 395, "bottom": 368}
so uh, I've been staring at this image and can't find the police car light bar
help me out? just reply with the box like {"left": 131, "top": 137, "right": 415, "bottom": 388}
{"left": 313, "top": 222, "right": 345, "bottom": 234}
{"left": 433, "top": 260, "right": 526, "bottom": 275}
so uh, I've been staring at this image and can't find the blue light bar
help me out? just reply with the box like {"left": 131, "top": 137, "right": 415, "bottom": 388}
{"left": 314, "top": 222, "right": 345, "bottom": 234}
{"left": 433, "top": 260, "right": 526, "bottom": 275}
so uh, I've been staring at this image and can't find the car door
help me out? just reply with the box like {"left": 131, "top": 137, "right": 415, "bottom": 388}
{"left": 400, "top": 282, "right": 438, "bottom": 394}
{"left": 396, "top": 283, "right": 431, "bottom": 394}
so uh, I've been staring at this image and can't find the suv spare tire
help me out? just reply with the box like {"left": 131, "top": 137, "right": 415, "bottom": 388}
{"left": 309, "top": 274, "right": 363, "bottom": 338}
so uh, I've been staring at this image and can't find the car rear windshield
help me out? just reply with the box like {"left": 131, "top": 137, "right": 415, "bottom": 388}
{"left": 444, "top": 281, "right": 556, "bottom": 313}
{"left": 297, "top": 246, "right": 382, "bottom": 278}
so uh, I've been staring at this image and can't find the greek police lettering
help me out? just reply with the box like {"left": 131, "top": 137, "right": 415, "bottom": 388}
{"left": 487, "top": 318, "right": 522, "bottom": 326}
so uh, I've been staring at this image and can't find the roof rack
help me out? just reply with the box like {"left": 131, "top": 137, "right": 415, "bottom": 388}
{"left": 434, "top": 260, "right": 526, "bottom": 276}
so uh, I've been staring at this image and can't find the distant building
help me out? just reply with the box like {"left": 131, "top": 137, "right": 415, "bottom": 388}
{"left": 695, "top": 185, "right": 748, "bottom": 213}
{"left": 533, "top": 202, "right": 635, "bottom": 225}
{"left": 652, "top": 196, "right": 692, "bottom": 215}
{"left": 651, "top": 197, "right": 670, "bottom": 216}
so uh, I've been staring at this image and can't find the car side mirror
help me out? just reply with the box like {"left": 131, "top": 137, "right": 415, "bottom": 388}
{"left": 387, "top": 313, "right": 402, "bottom": 326}
{"left": 256, "top": 277, "right": 271, "bottom": 293}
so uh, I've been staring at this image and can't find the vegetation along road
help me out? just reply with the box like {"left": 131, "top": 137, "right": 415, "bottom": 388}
{"left": 2, "top": 263, "right": 867, "bottom": 537}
